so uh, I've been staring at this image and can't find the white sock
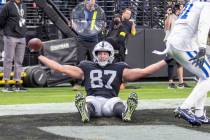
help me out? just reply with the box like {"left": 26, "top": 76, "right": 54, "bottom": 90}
{"left": 180, "top": 78, "right": 210, "bottom": 110}
{"left": 195, "top": 92, "right": 207, "bottom": 117}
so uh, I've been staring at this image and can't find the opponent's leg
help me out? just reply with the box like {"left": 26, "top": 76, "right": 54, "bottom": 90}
{"left": 169, "top": 46, "right": 210, "bottom": 125}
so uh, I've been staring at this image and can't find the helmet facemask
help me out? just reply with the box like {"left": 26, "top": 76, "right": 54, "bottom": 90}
{"left": 93, "top": 41, "right": 114, "bottom": 67}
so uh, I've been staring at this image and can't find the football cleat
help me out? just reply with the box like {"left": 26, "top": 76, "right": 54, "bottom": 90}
{"left": 168, "top": 83, "right": 177, "bottom": 89}
{"left": 196, "top": 111, "right": 210, "bottom": 124}
{"left": 122, "top": 92, "right": 138, "bottom": 122}
{"left": 75, "top": 92, "right": 90, "bottom": 123}
{"left": 1, "top": 84, "right": 14, "bottom": 93}
{"left": 174, "top": 107, "right": 202, "bottom": 126}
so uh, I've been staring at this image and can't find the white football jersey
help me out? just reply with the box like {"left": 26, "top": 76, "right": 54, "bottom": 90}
{"left": 167, "top": 1, "right": 210, "bottom": 51}
{"left": 190, "top": 0, "right": 210, "bottom": 2}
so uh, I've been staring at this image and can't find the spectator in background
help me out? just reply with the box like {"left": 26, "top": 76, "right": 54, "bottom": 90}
{"left": 164, "top": 4, "right": 190, "bottom": 89}
{"left": 107, "top": 8, "right": 136, "bottom": 89}
{"left": 115, "top": 0, "right": 130, "bottom": 13}
{"left": 106, "top": 14, "right": 123, "bottom": 62}
{"left": 0, "top": 0, "right": 27, "bottom": 92}
{"left": 71, "top": 0, "right": 103, "bottom": 90}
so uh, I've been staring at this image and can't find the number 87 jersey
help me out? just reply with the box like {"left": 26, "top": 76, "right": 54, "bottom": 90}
{"left": 78, "top": 60, "right": 129, "bottom": 98}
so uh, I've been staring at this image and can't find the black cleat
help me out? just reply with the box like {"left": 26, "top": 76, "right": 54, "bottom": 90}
{"left": 1, "top": 84, "right": 14, "bottom": 93}
{"left": 13, "top": 84, "right": 27, "bottom": 92}
{"left": 177, "top": 83, "right": 191, "bottom": 89}
{"left": 168, "top": 83, "right": 177, "bottom": 89}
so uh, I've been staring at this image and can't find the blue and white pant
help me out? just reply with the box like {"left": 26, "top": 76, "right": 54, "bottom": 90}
{"left": 167, "top": 44, "right": 210, "bottom": 80}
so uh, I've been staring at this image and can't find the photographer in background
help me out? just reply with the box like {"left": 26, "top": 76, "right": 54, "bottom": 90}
{"left": 107, "top": 8, "right": 136, "bottom": 62}
{"left": 106, "top": 14, "right": 122, "bottom": 62}
{"left": 106, "top": 8, "right": 136, "bottom": 89}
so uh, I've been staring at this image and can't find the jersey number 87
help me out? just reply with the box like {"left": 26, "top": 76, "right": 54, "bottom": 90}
{"left": 90, "top": 70, "right": 117, "bottom": 89}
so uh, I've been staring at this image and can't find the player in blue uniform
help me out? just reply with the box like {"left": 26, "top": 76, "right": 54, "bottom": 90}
{"left": 167, "top": 0, "right": 210, "bottom": 126}
{"left": 38, "top": 41, "right": 168, "bottom": 123}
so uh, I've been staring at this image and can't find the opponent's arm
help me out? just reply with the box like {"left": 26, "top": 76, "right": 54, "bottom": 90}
{"left": 123, "top": 60, "right": 167, "bottom": 81}
{"left": 38, "top": 55, "right": 84, "bottom": 80}
{"left": 189, "top": 6, "right": 210, "bottom": 67}
{"left": 197, "top": 5, "right": 210, "bottom": 50}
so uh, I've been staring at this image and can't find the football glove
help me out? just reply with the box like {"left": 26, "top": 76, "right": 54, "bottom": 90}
{"left": 189, "top": 47, "right": 206, "bottom": 67}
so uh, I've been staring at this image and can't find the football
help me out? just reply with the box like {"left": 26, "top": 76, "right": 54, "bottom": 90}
{"left": 27, "top": 38, "right": 43, "bottom": 52}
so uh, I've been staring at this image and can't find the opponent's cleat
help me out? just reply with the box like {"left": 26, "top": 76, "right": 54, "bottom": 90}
{"left": 196, "top": 111, "right": 210, "bottom": 124}
{"left": 174, "top": 107, "right": 202, "bottom": 126}
{"left": 122, "top": 92, "right": 138, "bottom": 122}
{"left": 75, "top": 92, "right": 90, "bottom": 123}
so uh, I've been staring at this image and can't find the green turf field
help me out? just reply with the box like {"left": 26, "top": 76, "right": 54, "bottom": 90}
{"left": 0, "top": 81, "right": 209, "bottom": 105}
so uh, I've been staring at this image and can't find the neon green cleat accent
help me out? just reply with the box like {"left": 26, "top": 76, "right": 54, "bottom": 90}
{"left": 122, "top": 92, "right": 138, "bottom": 122}
{"left": 75, "top": 92, "right": 90, "bottom": 123}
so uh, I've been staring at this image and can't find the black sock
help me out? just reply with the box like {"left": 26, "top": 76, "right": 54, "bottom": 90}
{"left": 87, "top": 102, "right": 95, "bottom": 117}
{"left": 168, "top": 65, "right": 175, "bottom": 80}
{"left": 113, "top": 102, "right": 125, "bottom": 118}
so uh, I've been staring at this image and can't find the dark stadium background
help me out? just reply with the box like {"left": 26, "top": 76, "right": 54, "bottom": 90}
{"left": 0, "top": 0, "right": 194, "bottom": 86}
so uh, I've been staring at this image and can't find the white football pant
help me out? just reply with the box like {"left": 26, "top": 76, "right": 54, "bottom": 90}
{"left": 167, "top": 43, "right": 210, "bottom": 117}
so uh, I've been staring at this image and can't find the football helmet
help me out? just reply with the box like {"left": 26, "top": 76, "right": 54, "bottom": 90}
{"left": 92, "top": 41, "right": 114, "bottom": 67}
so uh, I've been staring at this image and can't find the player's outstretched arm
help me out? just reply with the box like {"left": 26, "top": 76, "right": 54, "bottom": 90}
{"left": 123, "top": 60, "right": 167, "bottom": 81}
{"left": 38, "top": 55, "right": 84, "bottom": 80}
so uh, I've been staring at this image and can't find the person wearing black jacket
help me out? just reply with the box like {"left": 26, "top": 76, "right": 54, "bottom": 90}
{"left": 107, "top": 8, "right": 136, "bottom": 63}
{"left": 0, "top": 0, "right": 27, "bottom": 92}
{"left": 106, "top": 8, "right": 136, "bottom": 89}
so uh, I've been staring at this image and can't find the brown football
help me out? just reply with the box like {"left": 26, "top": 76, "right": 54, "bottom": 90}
{"left": 27, "top": 38, "right": 43, "bottom": 52}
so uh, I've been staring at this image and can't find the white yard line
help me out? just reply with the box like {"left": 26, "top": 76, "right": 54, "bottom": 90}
{"left": 39, "top": 125, "right": 210, "bottom": 140}
{"left": 0, "top": 98, "right": 210, "bottom": 116}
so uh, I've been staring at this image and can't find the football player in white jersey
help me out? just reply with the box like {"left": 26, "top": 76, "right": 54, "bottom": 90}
{"left": 166, "top": 0, "right": 210, "bottom": 125}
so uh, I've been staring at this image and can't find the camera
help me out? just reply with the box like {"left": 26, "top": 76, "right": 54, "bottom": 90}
{"left": 113, "top": 14, "right": 121, "bottom": 26}
{"left": 114, "top": 19, "right": 121, "bottom": 26}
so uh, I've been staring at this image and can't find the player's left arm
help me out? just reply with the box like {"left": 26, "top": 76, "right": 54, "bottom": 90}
{"left": 197, "top": 5, "right": 210, "bottom": 49}
{"left": 123, "top": 60, "right": 167, "bottom": 81}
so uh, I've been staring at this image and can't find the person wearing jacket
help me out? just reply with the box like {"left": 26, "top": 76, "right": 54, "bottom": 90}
{"left": 0, "top": 0, "right": 27, "bottom": 92}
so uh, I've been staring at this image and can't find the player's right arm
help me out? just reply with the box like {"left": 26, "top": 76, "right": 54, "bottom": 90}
{"left": 38, "top": 55, "right": 84, "bottom": 80}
